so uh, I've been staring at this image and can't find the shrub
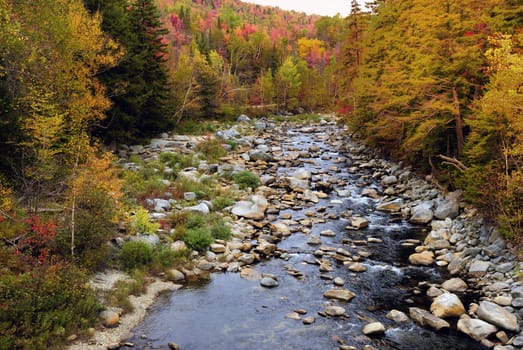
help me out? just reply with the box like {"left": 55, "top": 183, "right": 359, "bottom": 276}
{"left": 129, "top": 207, "right": 160, "bottom": 234}
{"left": 210, "top": 220, "right": 232, "bottom": 240}
{"left": 159, "top": 152, "right": 195, "bottom": 170}
{"left": 57, "top": 188, "right": 117, "bottom": 270}
{"left": 211, "top": 195, "right": 235, "bottom": 211}
{"left": 150, "top": 246, "right": 190, "bottom": 273}
{"left": 194, "top": 137, "right": 226, "bottom": 163}
{"left": 233, "top": 170, "right": 260, "bottom": 190}
{"left": 183, "top": 228, "right": 213, "bottom": 252}
{"left": 121, "top": 241, "right": 154, "bottom": 270}
{"left": 0, "top": 264, "right": 99, "bottom": 349}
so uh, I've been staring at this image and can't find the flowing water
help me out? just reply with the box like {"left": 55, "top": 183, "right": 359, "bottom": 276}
{"left": 127, "top": 123, "right": 487, "bottom": 350}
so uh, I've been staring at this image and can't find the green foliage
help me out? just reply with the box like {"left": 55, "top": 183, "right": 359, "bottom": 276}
{"left": 57, "top": 188, "right": 118, "bottom": 270}
{"left": 105, "top": 269, "right": 146, "bottom": 313}
{"left": 0, "top": 264, "right": 99, "bottom": 350}
{"left": 129, "top": 207, "right": 160, "bottom": 235}
{"left": 159, "top": 152, "right": 195, "bottom": 170}
{"left": 211, "top": 195, "right": 235, "bottom": 211}
{"left": 233, "top": 170, "right": 260, "bottom": 190}
{"left": 183, "top": 227, "right": 213, "bottom": 252}
{"left": 150, "top": 245, "right": 190, "bottom": 273}
{"left": 121, "top": 240, "right": 154, "bottom": 270}
{"left": 194, "top": 137, "right": 226, "bottom": 163}
{"left": 170, "top": 212, "right": 231, "bottom": 252}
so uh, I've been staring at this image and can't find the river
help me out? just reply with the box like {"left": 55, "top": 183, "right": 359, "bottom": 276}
{"left": 126, "top": 121, "right": 487, "bottom": 350}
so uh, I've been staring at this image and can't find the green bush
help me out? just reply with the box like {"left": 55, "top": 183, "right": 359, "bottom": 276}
{"left": 121, "top": 241, "right": 154, "bottom": 270}
{"left": 211, "top": 195, "right": 235, "bottom": 210}
{"left": 130, "top": 207, "right": 160, "bottom": 234}
{"left": 151, "top": 246, "right": 190, "bottom": 273}
{"left": 159, "top": 152, "right": 195, "bottom": 170}
{"left": 183, "top": 228, "right": 213, "bottom": 252}
{"left": 0, "top": 265, "right": 99, "bottom": 349}
{"left": 210, "top": 220, "right": 232, "bottom": 240}
{"left": 233, "top": 170, "right": 260, "bottom": 190}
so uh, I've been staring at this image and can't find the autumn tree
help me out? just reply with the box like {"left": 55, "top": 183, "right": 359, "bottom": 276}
{"left": 463, "top": 33, "right": 523, "bottom": 237}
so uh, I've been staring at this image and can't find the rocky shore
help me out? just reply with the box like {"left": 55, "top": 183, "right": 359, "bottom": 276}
{"left": 70, "top": 115, "right": 522, "bottom": 350}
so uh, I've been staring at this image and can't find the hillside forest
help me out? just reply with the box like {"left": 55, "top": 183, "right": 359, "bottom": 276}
{"left": 0, "top": 0, "right": 522, "bottom": 348}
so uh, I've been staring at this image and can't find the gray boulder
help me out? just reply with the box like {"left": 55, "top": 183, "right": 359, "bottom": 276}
{"left": 477, "top": 301, "right": 519, "bottom": 332}
{"left": 457, "top": 318, "right": 498, "bottom": 341}
{"left": 232, "top": 195, "right": 268, "bottom": 220}
{"left": 434, "top": 190, "right": 462, "bottom": 219}
{"left": 409, "top": 202, "right": 434, "bottom": 224}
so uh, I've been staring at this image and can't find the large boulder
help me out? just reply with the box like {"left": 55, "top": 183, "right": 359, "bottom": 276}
{"left": 457, "top": 318, "right": 498, "bottom": 342}
{"left": 434, "top": 190, "right": 462, "bottom": 219}
{"left": 232, "top": 195, "right": 268, "bottom": 220}
{"left": 430, "top": 293, "right": 465, "bottom": 318}
{"left": 477, "top": 301, "right": 520, "bottom": 332}
{"left": 409, "top": 202, "right": 434, "bottom": 224}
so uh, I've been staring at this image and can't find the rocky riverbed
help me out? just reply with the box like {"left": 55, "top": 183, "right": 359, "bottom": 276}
{"left": 72, "top": 115, "right": 523, "bottom": 350}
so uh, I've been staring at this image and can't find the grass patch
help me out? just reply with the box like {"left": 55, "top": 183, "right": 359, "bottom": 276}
{"left": 233, "top": 170, "right": 260, "bottom": 190}
{"left": 194, "top": 137, "right": 227, "bottom": 163}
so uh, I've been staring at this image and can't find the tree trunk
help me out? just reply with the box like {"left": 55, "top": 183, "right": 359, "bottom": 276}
{"left": 452, "top": 86, "right": 464, "bottom": 156}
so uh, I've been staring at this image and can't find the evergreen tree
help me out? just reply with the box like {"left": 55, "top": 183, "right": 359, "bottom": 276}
{"left": 85, "top": 0, "right": 174, "bottom": 143}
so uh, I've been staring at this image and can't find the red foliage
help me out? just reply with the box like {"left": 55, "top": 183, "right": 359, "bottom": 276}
{"left": 16, "top": 214, "right": 57, "bottom": 264}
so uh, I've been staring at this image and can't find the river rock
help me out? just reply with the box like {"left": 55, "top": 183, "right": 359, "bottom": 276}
{"left": 325, "top": 305, "right": 346, "bottom": 317}
{"left": 386, "top": 309, "right": 409, "bottom": 323}
{"left": 293, "top": 168, "right": 312, "bottom": 180}
{"left": 232, "top": 195, "right": 268, "bottom": 220}
{"left": 303, "top": 316, "right": 315, "bottom": 325}
{"left": 457, "top": 318, "right": 498, "bottom": 341}
{"left": 409, "top": 307, "right": 450, "bottom": 331}
{"left": 409, "top": 251, "right": 434, "bottom": 266}
{"left": 287, "top": 177, "right": 310, "bottom": 192}
{"left": 307, "top": 235, "right": 322, "bottom": 245}
{"left": 260, "top": 277, "right": 279, "bottom": 288}
{"left": 255, "top": 240, "right": 276, "bottom": 255}
{"left": 382, "top": 175, "right": 398, "bottom": 186}
{"left": 302, "top": 190, "right": 319, "bottom": 203}
{"left": 99, "top": 310, "right": 120, "bottom": 328}
{"left": 477, "top": 301, "right": 520, "bottom": 332}
{"left": 434, "top": 190, "right": 462, "bottom": 219}
{"left": 210, "top": 243, "right": 226, "bottom": 253}
{"left": 168, "top": 342, "right": 181, "bottom": 350}
{"left": 249, "top": 150, "right": 272, "bottom": 162}
{"left": 376, "top": 199, "right": 403, "bottom": 212}
{"left": 184, "top": 202, "right": 211, "bottom": 215}
{"left": 361, "top": 188, "right": 380, "bottom": 199}
{"left": 168, "top": 269, "right": 185, "bottom": 282}
{"left": 348, "top": 262, "right": 367, "bottom": 272}
{"left": 286, "top": 312, "right": 301, "bottom": 320}
{"left": 240, "top": 267, "right": 261, "bottom": 280}
{"left": 409, "top": 202, "right": 434, "bottom": 224}
{"left": 350, "top": 216, "right": 369, "bottom": 229}
{"left": 441, "top": 278, "right": 467, "bottom": 293}
{"left": 323, "top": 289, "right": 356, "bottom": 302}
{"left": 469, "top": 260, "right": 490, "bottom": 277}
{"left": 270, "top": 223, "right": 291, "bottom": 236}
{"left": 362, "top": 322, "right": 386, "bottom": 335}
{"left": 430, "top": 293, "right": 465, "bottom": 318}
